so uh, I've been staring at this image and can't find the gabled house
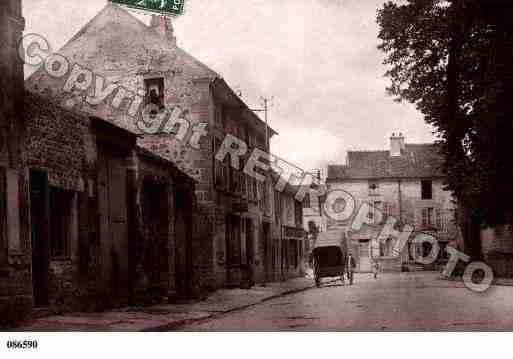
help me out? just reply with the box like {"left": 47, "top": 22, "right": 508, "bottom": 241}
{"left": 326, "top": 133, "right": 462, "bottom": 272}
{"left": 26, "top": 3, "right": 277, "bottom": 289}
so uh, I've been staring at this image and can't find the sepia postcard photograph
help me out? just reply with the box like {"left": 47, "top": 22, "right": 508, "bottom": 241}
{"left": 1, "top": 0, "right": 513, "bottom": 356}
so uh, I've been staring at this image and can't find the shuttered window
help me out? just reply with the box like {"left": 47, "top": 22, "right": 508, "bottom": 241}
{"left": 436, "top": 208, "right": 442, "bottom": 230}
{"left": 422, "top": 207, "right": 434, "bottom": 227}
{"left": 6, "top": 169, "right": 20, "bottom": 253}
{"left": 274, "top": 191, "right": 281, "bottom": 223}
{"left": 213, "top": 137, "right": 228, "bottom": 191}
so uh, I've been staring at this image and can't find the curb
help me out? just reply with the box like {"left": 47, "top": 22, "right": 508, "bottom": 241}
{"left": 142, "top": 279, "right": 340, "bottom": 332}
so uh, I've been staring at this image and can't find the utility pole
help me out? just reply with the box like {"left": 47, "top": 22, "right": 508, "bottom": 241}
{"left": 250, "top": 96, "right": 274, "bottom": 151}
{"left": 263, "top": 97, "right": 269, "bottom": 150}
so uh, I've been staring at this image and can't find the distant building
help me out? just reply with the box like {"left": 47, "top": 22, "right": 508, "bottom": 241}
{"left": 326, "top": 133, "right": 462, "bottom": 272}
{"left": 271, "top": 173, "right": 307, "bottom": 280}
{"left": 302, "top": 170, "right": 327, "bottom": 235}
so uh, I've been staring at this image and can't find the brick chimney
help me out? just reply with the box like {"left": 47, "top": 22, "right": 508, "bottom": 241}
{"left": 150, "top": 15, "right": 176, "bottom": 46}
{"left": 390, "top": 132, "right": 405, "bottom": 157}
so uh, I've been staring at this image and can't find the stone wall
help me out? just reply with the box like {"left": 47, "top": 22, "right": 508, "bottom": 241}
{"left": 0, "top": 0, "right": 32, "bottom": 326}
{"left": 21, "top": 91, "right": 199, "bottom": 314}
{"left": 24, "top": 93, "right": 97, "bottom": 313}
{"left": 25, "top": 94, "right": 88, "bottom": 191}
{"left": 481, "top": 225, "right": 513, "bottom": 278}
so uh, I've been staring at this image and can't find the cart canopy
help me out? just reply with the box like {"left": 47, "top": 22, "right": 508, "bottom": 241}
{"left": 313, "top": 229, "right": 346, "bottom": 249}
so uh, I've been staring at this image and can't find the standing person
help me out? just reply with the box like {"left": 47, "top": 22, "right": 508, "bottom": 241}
{"left": 346, "top": 253, "right": 356, "bottom": 285}
{"left": 372, "top": 260, "right": 380, "bottom": 279}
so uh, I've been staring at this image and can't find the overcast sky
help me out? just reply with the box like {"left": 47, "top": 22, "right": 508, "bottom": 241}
{"left": 22, "top": 0, "right": 436, "bottom": 172}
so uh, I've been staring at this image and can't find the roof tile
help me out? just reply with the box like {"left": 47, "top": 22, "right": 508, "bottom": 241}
{"left": 327, "top": 144, "right": 444, "bottom": 180}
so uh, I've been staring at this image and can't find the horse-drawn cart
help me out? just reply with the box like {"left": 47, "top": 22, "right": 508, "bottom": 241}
{"left": 310, "top": 229, "right": 348, "bottom": 287}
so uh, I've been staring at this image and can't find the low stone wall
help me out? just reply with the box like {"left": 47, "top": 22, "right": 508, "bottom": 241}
{"left": 481, "top": 225, "right": 513, "bottom": 278}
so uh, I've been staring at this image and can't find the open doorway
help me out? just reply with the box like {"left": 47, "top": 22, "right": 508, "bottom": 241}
{"left": 30, "top": 169, "right": 49, "bottom": 308}
{"left": 141, "top": 178, "right": 170, "bottom": 299}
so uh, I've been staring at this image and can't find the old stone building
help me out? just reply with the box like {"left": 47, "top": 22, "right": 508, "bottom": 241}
{"left": 24, "top": 92, "right": 198, "bottom": 314}
{"left": 301, "top": 173, "right": 327, "bottom": 236}
{"left": 2, "top": 0, "right": 201, "bottom": 322}
{"left": 25, "top": 3, "right": 278, "bottom": 289}
{"left": 326, "top": 134, "right": 462, "bottom": 272}
{"left": 271, "top": 174, "right": 307, "bottom": 280}
{"left": 0, "top": 0, "right": 33, "bottom": 325}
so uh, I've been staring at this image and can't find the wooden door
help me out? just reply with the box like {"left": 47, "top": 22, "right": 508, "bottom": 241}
{"left": 97, "top": 146, "right": 129, "bottom": 304}
{"left": 245, "top": 218, "right": 254, "bottom": 283}
{"left": 109, "top": 156, "right": 128, "bottom": 300}
{"left": 30, "top": 169, "right": 50, "bottom": 307}
{"left": 358, "top": 241, "right": 371, "bottom": 272}
{"left": 263, "top": 222, "right": 272, "bottom": 281}
{"left": 175, "top": 207, "right": 187, "bottom": 294}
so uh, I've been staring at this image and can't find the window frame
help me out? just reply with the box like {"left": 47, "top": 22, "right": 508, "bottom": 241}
{"left": 302, "top": 193, "right": 311, "bottom": 209}
{"left": 48, "top": 186, "right": 74, "bottom": 259}
{"left": 421, "top": 207, "right": 434, "bottom": 227}
{"left": 144, "top": 77, "right": 165, "bottom": 109}
{"left": 421, "top": 179, "right": 433, "bottom": 200}
{"left": 372, "top": 201, "right": 382, "bottom": 224}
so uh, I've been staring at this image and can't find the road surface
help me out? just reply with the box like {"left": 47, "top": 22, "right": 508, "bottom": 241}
{"left": 180, "top": 272, "right": 513, "bottom": 331}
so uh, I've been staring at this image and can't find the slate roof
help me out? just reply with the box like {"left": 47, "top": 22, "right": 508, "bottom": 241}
{"left": 42, "top": 3, "right": 217, "bottom": 78}
{"left": 136, "top": 146, "right": 197, "bottom": 185}
{"left": 24, "top": 3, "right": 218, "bottom": 133}
{"left": 25, "top": 3, "right": 277, "bottom": 136}
{"left": 327, "top": 143, "right": 445, "bottom": 181}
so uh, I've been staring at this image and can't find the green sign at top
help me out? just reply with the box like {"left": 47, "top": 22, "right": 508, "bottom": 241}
{"left": 111, "top": 0, "right": 185, "bottom": 16}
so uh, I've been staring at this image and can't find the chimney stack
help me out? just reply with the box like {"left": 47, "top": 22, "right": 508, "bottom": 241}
{"left": 150, "top": 15, "right": 176, "bottom": 46}
{"left": 390, "top": 132, "right": 405, "bottom": 157}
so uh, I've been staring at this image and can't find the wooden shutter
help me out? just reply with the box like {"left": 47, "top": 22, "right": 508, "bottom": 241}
{"left": 30, "top": 169, "right": 50, "bottom": 306}
{"left": 213, "top": 137, "right": 228, "bottom": 191}
{"left": 436, "top": 208, "right": 442, "bottom": 230}
{"left": 421, "top": 208, "right": 428, "bottom": 227}
{"left": 6, "top": 169, "right": 20, "bottom": 253}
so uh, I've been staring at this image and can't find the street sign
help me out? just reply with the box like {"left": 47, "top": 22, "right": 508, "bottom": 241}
{"left": 110, "top": 0, "right": 185, "bottom": 16}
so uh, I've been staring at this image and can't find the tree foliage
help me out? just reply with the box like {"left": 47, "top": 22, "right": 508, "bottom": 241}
{"left": 377, "top": 0, "right": 513, "bottom": 226}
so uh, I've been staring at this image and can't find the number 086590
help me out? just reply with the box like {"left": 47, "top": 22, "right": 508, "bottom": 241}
{"left": 6, "top": 340, "right": 38, "bottom": 350}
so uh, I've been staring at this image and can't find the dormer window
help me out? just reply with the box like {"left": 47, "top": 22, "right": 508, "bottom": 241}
{"left": 144, "top": 77, "right": 165, "bottom": 110}
{"left": 369, "top": 181, "right": 379, "bottom": 196}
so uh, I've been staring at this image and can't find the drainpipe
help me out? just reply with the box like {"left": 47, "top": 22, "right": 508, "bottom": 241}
{"left": 398, "top": 179, "right": 402, "bottom": 223}
{"left": 398, "top": 179, "right": 407, "bottom": 264}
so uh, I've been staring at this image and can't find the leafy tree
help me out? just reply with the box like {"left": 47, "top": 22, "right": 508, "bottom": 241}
{"left": 377, "top": 0, "right": 513, "bottom": 247}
